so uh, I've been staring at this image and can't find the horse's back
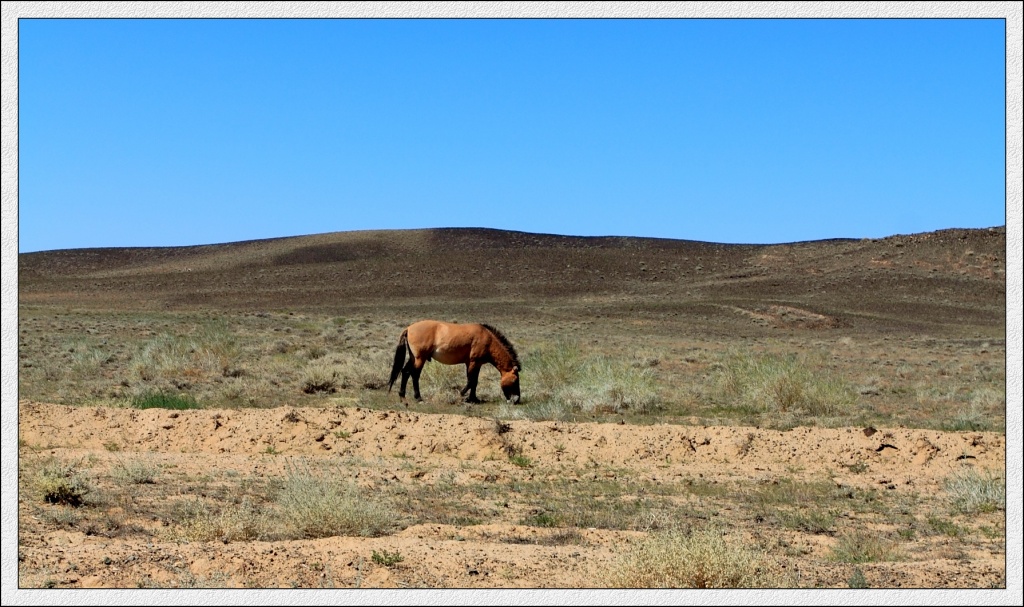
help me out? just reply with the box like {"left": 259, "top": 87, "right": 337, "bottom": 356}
{"left": 406, "top": 320, "right": 485, "bottom": 364}
{"left": 407, "top": 320, "right": 481, "bottom": 340}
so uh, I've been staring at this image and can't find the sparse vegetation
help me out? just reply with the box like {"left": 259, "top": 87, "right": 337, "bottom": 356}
{"left": 39, "top": 505, "right": 82, "bottom": 529}
{"left": 844, "top": 461, "right": 869, "bottom": 474}
{"left": 847, "top": 567, "right": 869, "bottom": 589}
{"left": 170, "top": 497, "right": 275, "bottom": 543}
{"left": 511, "top": 340, "right": 659, "bottom": 419}
{"left": 16, "top": 303, "right": 1006, "bottom": 431}
{"left": 927, "top": 515, "right": 965, "bottom": 538}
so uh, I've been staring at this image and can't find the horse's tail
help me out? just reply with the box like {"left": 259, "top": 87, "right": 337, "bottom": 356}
{"left": 387, "top": 329, "right": 409, "bottom": 393}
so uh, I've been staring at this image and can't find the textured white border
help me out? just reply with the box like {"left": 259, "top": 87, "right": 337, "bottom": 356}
{"left": 3, "top": 2, "right": 1020, "bottom": 606}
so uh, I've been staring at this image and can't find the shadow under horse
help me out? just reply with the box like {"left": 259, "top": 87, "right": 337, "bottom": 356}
{"left": 387, "top": 320, "right": 521, "bottom": 405}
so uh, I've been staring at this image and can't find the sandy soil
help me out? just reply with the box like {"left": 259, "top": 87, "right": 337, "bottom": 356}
{"left": 17, "top": 400, "right": 1006, "bottom": 590}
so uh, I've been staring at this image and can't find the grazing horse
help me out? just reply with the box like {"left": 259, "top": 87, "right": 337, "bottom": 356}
{"left": 388, "top": 320, "right": 521, "bottom": 404}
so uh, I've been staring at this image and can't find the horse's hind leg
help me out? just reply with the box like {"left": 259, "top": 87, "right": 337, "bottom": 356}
{"left": 399, "top": 358, "right": 417, "bottom": 402}
{"left": 398, "top": 364, "right": 410, "bottom": 402}
{"left": 402, "top": 356, "right": 426, "bottom": 402}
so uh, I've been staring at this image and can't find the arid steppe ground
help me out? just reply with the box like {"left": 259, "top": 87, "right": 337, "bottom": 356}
{"left": 14, "top": 226, "right": 1012, "bottom": 592}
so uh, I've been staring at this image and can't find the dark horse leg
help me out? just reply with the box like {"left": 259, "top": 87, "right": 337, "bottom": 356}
{"left": 460, "top": 361, "right": 482, "bottom": 404}
{"left": 400, "top": 356, "right": 426, "bottom": 402}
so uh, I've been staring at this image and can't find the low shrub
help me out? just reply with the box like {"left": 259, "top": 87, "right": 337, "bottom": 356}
{"left": 300, "top": 363, "right": 340, "bottom": 394}
{"left": 371, "top": 550, "right": 404, "bottom": 567}
{"left": 35, "top": 458, "right": 93, "bottom": 507}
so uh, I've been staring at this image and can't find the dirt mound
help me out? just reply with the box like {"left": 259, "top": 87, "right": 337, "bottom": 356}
{"left": 18, "top": 401, "right": 1002, "bottom": 490}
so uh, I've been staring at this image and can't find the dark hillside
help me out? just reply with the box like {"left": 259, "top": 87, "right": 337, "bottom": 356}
{"left": 19, "top": 226, "right": 1006, "bottom": 337}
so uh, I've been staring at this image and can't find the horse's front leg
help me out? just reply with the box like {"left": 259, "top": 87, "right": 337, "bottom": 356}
{"left": 461, "top": 361, "right": 482, "bottom": 404}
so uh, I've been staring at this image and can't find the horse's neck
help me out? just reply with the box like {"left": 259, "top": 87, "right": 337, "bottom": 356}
{"left": 488, "top": 344, "right": 515, "bottom": 372}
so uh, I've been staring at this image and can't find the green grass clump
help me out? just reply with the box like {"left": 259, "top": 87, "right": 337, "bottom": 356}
{"left": 944, "top": 467, "right": 1005, "bottom": 514}
{"left": 131, "top": 390, "right": 202, "bottom": 410}
{"left": 371, "top": 550, "right": 404, "bottom": 567}
{"left": 276, "top": 460, "right": 399, "bottom": 539}
{"left": 608, "top": 527, "right": 789, "bottom": 588}
{"left": 509, "top": 454, "right": 533, "bottom": 468}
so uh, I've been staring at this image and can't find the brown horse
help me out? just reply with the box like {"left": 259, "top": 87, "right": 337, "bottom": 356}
{"left": 388, "top": 320, "right": 521, "bottom": 404}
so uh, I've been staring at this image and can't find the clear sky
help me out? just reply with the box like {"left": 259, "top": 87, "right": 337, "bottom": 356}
{"left": 17, "top": 17, "right": 1007, "bottom": 252}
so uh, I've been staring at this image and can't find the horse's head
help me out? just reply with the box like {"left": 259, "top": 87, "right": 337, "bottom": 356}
{"left": 500, "top": 365, "right": 521, "bottom": 404}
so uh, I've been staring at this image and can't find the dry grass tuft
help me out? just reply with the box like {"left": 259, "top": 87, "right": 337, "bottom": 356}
{"left": 608, "top": 527, "right": 790, "bottom": 588}
{"left": 518, "top": 340, "right": 659, "bottom": 418}
{"left": 169, "top": 497, "right": 276, "bottom": 543}
{"left": 276, "top": 460, "right": 399, "bottom": 539}
{"left": 708, "top": 350, "right": 856, "bottom": 423}
{"left": 944, "top": 467, "right": 1005, "bottom": 514}
{"left": 110, "top": 457, "right": 159, "bottom": 485}
{"left": 829, "top": 530, "right": 901, "bottom": 564}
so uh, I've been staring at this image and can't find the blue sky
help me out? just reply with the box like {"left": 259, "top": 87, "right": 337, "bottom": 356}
{"left": 17, "top": 18, "right": 1007, "bottom": 252}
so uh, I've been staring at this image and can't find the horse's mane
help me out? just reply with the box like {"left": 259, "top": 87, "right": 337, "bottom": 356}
{"left": 480, "top": 323, "right": 521, "bottom": 370}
